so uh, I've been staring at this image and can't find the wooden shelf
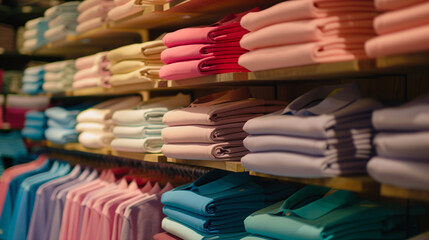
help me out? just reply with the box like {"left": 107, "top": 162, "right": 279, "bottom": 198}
{"left": 46, "top": 141, "right": 112, "bottom": 155}
{"left": 376, "top": 51, "right": 429, "bottom": 70}
{"left": 381, "top": 185, "right": 429, "bottom": 202}
{"left": 249, "top": 172, "right": 379, "bottom": 194}
{"left": 167, "top": 158, "right": 246, "bottom": 172}
{"left": 111, "top": 150, "right": 166, "bottom": 163}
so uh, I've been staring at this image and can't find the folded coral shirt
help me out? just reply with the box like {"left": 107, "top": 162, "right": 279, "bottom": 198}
{"left": 372, "top": 95, "right": 429, "bottom": 131}
{"left": 367, "top": 156, "right": 429, "bottom": 190}
{"left": 113, "top": 125, "right": 164, "bottom": 138}
{"left": 110, "top": 137, "right": 164, "bottom": 153}
{"left": 161, "top": 141, "right": 248, "bottom": 161}
{"left": 374, "top": 0, "right": 428, "bottom": 11}
{"left": 374, "top": 1, "right": 429, "bottom": 35}
{"left": 107, "top": 40, "right": 165, "bottom": 63}
{"left": 163, "top": 99, "right": 287, "bottom": 126}
{"left": 78, "top": 131, "right": 115, "bottom": 148}
{"left": 240, "top": 13, "right": 376, "bottom": 50}
{"left": 162, "top": 122, "right": 247, "bottom": 144}
{"left": 107, "top": 0, "right": 143, "bottom": 21}
{"left": 77, "top": 2, "right": 115, "bottom": 23}
{"left": 240, "top": 0, "right": 376, "bottom": 32}
{"left": 110, "top": 60, "right": 146, "bottom": 74}
{"left": 163, "top": 23, "right": 249, "bottom": 48}
{"left": 374, "top": 132, "right": 429, "bottom": 161}
{"left": 76, "top": 17, "right": 104, "bottom": 33}
{"left": 365, "top": 24, "right": 429, "bottom": 58}
{"left": 161, "top": 43, "right": 247, "bottom": 64}
{"left": 239, "top": 36, "right": 371, "bottom": 71}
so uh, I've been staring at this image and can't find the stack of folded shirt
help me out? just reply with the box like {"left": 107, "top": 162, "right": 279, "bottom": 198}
{"left": 43, "top": 60, "right": 76, "bottom": 93}
{"left": 106, "top": 40, "right": 166, "bottom": 86}
{"left": 21, "top": 111, "right": 47, "bottom": 141}
{"left": 73, "top": 52, "right": 111, "bottom": 89}
{"left": 160, "top": 170, "right": 296, "bottom": 239}
{"left": 111, "top": 93, "right": 190, "bottom": 153}
{"left": 44, "top": 2, "right": 80, "bottom": 43}
{"left": 159, "top": 10, "right": 255, "bottom": 80}
{"left": 243, "top": 185, "right": 425, "bottom": 240}
{"left": 242, "top": 83, "right": 383, "bottom": 178}
{"left": 76, "top": 0, "right": 115, "bottom": 34}
{"left": 161, "top": 88, "right": 287, "bottom": 161}
{"left": 76, "top": 96, "right": 142, "bottom": 148}
{"left": 368, "top": 95, "right": 429, "bottom": 190}
{"left": 107, "top": 0, "right": 143, "bottom": 21}
{"left": 22, "top": 17, "right": 48, "bottom": 52}
{"left": 5, "top": 95, "right": 50, "bottom": 129}
{"left": 45, "top": 104, "right": 92, "bottom": 145}
{"left": 365, "top": 0, "right": 429, "bottom": 57}
{"left": 238, "top": 0, "right": 377, "bottom": 71}
{"left": 22, "top": 65, "right": 45, "bottom": 95}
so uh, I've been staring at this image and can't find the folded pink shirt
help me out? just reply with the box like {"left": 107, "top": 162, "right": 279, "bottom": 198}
{"left": 107, "top": 0, "right": 143, "bottom": 21}
{"left": 239, "top": 36, "right": 371, "bottom": 71}
{"left": 241, "top": 0, "right": 376, "bottom": 32}
{"left": 75, "top": 52, "right": 108, "bottom": 70}
{"left": 374, "top": 0, "right": 428, "bottom": 11}
{"left": 74, "top": 62, "right": 111, "bottom": 81}
{"left": 365, "top": 24, "right": 429, "bottom": 57}
{"left": 163, "top": 99, "right": 287, "bottom": 126}
{"left": 78, "top": 0, "right": 112, "bottom": 13}
{"left": 77, "top": 17, "right": 104, "bottom": 33}
{"left": 163, "top": 23, "right": 248, "bottom": 48}
{"left": 73, "top": 77, "right": 107, "bottom": 89}
{"left": 161, "top": 141, "right": 248, "bottom": 161}
{"left": 159, "top": 55, "right": 248, "bottom": 80}
{"left": 153, "top": 232, "right": 181, "bottom": 240}
{"left": 374, "top": 1, "right": 429, "bottom": 34}
{"left": 161, "top": 43, "right": 247, "bottom": 64}
{"left": 240, "top": 13, "right": 376, "bottom": 50}
{"left": 78, "top": 2, "right": 115, "bottom": 23}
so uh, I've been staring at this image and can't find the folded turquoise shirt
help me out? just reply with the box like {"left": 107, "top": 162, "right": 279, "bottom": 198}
{"left": 244, "top": 185, "right": 425, "bottom": 240}
{"left": 0, "top": 131, "right": 28, "bottom": 158}
{"left": 24, "top": 65, "right": 45, "bottom": 76}
{"left": 45, "top": 128, "right": 79, "bottom": 144}
{"left": 163, "top": 205, "right": 250, "bottom": 234}
{"left": 161, "top": 170, "right": 296, "bottom": 217}
{"left": 24, "top": 119, "right": 46, "bottom": 128}
{"left": 21, "top": 127, "right": 45, "bottom": 140}
{"left": 25, "top": 111, "right": 46, "bottom": 121}
{"left": 47, "top": 118, "right": 77, "bottom": 129}
{"left": 45, "top": 106, "right": 81, "bottom": 124}
{"left": 23, "top": 82, "right": 44, "bottom": 95}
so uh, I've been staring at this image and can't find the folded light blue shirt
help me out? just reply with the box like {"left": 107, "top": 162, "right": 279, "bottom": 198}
{"left": 21, "top": 127, "right": 45, "bottom": 141}
{"left": 45, "top": 128, "right": 79, "bottom": 144}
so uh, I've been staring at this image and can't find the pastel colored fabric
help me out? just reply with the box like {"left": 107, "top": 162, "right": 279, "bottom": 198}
{"left": 161, "top": 43, "right": 247, "bottom": 64}
{"left": 25, "top": 17, "right": 47, "bottom": 30}
{"left": 76, "top": 122, "right": 114, "bottom": 132}
{"left": 374, "top": 132, "right": 429, "bottom": 161}
{"left": 6, "top": 95, "right": 49, "bottom": 109}
{"left": 161, "top": 141, "right": 248, "bottom": 161}
{"left": 45, "top": 60, "right": 75, "bottom": 72}
{"left": 107, "top": 0, "right": 143, "bottom": 21}
{"left": 77, "top": 2, "right": 115, "bottom": 23}
{"left": 367, "top": 156, "right": 429, "bottom": 190}
{"left": 152, "top": 232, "right": 181, "bottom": 240}
{"left": 110, "top": 60, "right": 146, "bottom": 74}
{"left": 372, "top": 95, "right": 429, "bottom": 131}
{"left": 49, "top": 13, "right": 79, "bottom": 28}
{"left": 109, "top": 66, "right": 161, "bottom": 86}
{"left": 78, "top": 131, "right": 115, "bottom": 148}
{"left": 240, "top": 0, "right": 376, "bottom": 32}
{"left": 78, "top": 0, "right": 111, "bottom": 12}
{"left": 374, "top": 1, "right": 429, "bottom": 35}
{"left": 113, "top": 125, "right": 164, "bottom": 138}
{"left": 44, "top": 25, "right": 76, "bottom": 42}
{"left": 111, "top": 137, "right": 164, "bottom": 153}
{"left": 365, "top": 25, "right": 429, "bottom": 58}
{"left": 75, "top": 52, "right": 108, "bottom": 70}
{"left": 45, "top": 128, "right": 79, "bottom": 144}
{"left": 161, "top": 122, "right": 247, "bottom": 144}
{"left": 76, "top": 17, "right": 104, "bottom": 33}
{"left": 374, "top": 0, "right": 428, "bottom": 11}
{"left": 240, "top": 13, "right": 376, "bottom": 50}
{"left": 163, "top": 99, "right": 286, "bottom": 126}
{"left": 107, "top": 40, "right": 166, "bottom": 63}
{"left": 239, "top": 36, "right": 370, "bottom": 71}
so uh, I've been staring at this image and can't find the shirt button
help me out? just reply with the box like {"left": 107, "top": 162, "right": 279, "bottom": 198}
{"left": 285, "top": 211, "right": 291, "bottom": 216}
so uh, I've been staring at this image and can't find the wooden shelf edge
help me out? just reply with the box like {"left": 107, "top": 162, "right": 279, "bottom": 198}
{"left": 111, "top": 150, "right": 165, "bottom": 163}
{"left": 166, "top": 158, "right": 246, "bottom": 172}
{"left": 381, "top": 184, "right": 429, "bottom": 202}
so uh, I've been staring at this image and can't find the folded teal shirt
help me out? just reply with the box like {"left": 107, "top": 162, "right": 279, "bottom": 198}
{"left": 47, "top": 118, "right": 77, "bottom": 129}
{"left": 24, "top": 119, "right": 46, "bottom": 128}
{"left": 21, "top": 127, "right": 45, "bottom": 140}
{"left": 244, "top": 185, "right": 426, "bottom": 240}
{"left": 161, "top": 170, "right": 296, "bottom": 217}
{"left": 25, "top": 111, "right": 46, "bottom": 122}
{"left": 45, "top": 128, "right": 79, "bottom": 144}
{"left": 23, "top": 82, "right": 44, "bottom": 95}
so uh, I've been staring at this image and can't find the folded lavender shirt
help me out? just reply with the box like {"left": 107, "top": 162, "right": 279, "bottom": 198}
{"left": 374, "top": 132, "right": 429, "bottom": 161}
{"left": 161, "top": 122, "right": 247, "bottom": 144}
{"left": 160, "top": 55, "right": 248, "bottom": 81}
{"left": 240, "top": 0, "right": 376, "bottom": 32}
{"left": 163, "top": 99, "right": 287, "bottom": 126}
{"left": 367, "top": 156, "right": 429, "bottom": 190}
{"left": 161, "top": 43, "right": 247, "bottom": 64}
{"left": 161, "top": 141, "right": 248, "bottom": 161}
{"left": 240, "top": 13, "right": 376, "bottom": 50}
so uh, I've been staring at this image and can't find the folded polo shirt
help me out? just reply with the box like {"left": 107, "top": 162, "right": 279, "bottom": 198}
{"left": 163, "top": 99, "right": 286, "bottom": 126}
{"left": 110, "top": 136, "right": 164, "bottom": 153}
{"left": 374, "top": 132, "right": 429, "bottom": 161}
{"left": 113, "top": 125, "right": 164, "bottom": 138}
{"left": 48, "top": 118, "right": 77, "bottom": 129}
{"left": 244, "top": 185, "right": 424, "bottom": 240}
{"left": 161, "top": 170, "right": 295, "bottom": 217}
{"left": 45, "top": 106, "right": 83, "bottom": 124}
{"left": 78, "top": 131, "right": 115, "bottom": 148}
{"left": 161, "top": 217, "right": 250, "bottom": 240}
{"left": 161, "top": 141, "right": 248, "bottom": 161}
{"left": 162, "top": 122, "right": 247, "bottom": 144}
{"left": 240, "top": 13, "right": 376, "bottom": 50}
{"left": 240, "top": 0, "right": 376, "bottom": 32}
{"left": 367, "top": 156, "right": 429, "bottom": 191}
{"left": 21, "top": 127, "right": 45, "bottom": 140}
{"left": 45, "top": 128, "right": 79, "bottom": 144}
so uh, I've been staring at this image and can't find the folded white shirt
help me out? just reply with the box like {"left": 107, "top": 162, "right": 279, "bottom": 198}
{"left": 76, "top": 121, "right": 115, "bottom": 132}
{"left": 113, "top": 125, "right": 165, "bottom": 138}
{"left": 110, "top": 136, "right": 164, "bottom": 153}
{"left": 79, "top": 131, "right": 115, "bottom": 148}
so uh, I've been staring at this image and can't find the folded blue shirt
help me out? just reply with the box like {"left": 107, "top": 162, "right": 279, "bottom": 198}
{"left": 21, "top": 127, "right": 45, "bottom": 140}
{"left": 45, "top": 128, "right": 79, "bottom": 144}
{"left": 47, "top": 118, "right": 77, "bottom": 129}
{"left": 22, "top": 82, "right": 44, "bottom": 95}
{"left": 25, "top": 111, "right": 46, "bottom": 121}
